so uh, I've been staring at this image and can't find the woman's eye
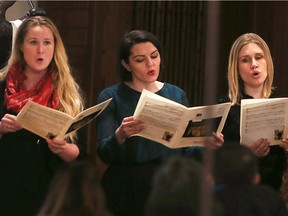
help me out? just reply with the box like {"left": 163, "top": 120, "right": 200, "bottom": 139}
{"left": 240, "top": 58, "right": 249, "bottom": 63}
{"left": 151, "top": 54, "right": 158, "bottom": 59}
{"left": 135, "top": 58, "right": 144, "bottom": 63}
{"left": 255, "top": 55, "right": 263, "bottom": 60}
{"left": 151, "top": 51, "right": 159, "bottom": 59}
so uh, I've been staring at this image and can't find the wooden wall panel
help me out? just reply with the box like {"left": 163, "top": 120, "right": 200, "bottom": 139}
{"left": 265, "top": 2, "right": 288, "bottom": 97}
{"left": 215, "top": 1, "right": 288, "bottom": 98}
{"left": 133, "top": 1, "right": 207, "bottom": 106}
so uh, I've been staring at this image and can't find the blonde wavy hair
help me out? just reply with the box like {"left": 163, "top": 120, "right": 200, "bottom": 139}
{"left": 228, "top": 33, "right": 274, "bottom": 105}
{"left": 0, "top": 16, "right": 84, "bottom": 141}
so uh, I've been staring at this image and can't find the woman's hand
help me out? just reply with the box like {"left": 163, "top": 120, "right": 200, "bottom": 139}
{"left": 0, "top": 114, "right": 22, "bottom": 133}
{"left": 47, "top": 138, "right": 80, "bottom": 162}
{"left": 279, "top": 138, "right": 288, "bottom": 153}
{"left": 47, "top": 138, "right": 68, "bottom": 154}
{"left": 203, "top": 132, "right": 224, "bottom": 150}
{"left": 249, "top": 138, "right": 270, "bottom": 157}
{"left": 115, "top": 116, "right": 145, "bottom": 144}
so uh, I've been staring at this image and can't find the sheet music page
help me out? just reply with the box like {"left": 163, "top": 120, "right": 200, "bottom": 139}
{"left": 133, "top": 95, "right": 187, "bottom": 147}
{"left": 179, "top": 102, "right": 231, "bottom": 147}
{"left": 16, "top": 98, "right": 112, "bottom": 140}
{"left": 64, "top": 98, "right": 112, "bottom": 137}
{"left": 16, "top": 101, "right": 71, "bottom": 139}
{"left": 240, "top": 98, "right": 288, "bottom": 145}
{"left": 133, "top": 89, "right": 231, "bottom": 148}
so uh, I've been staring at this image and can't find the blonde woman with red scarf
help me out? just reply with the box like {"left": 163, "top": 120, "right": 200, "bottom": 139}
{"left": 0, "top": 16, "right": 86, "bottom": 216}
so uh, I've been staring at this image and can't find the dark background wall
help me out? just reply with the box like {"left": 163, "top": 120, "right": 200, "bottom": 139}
{"left": 38, "top": 1, "right": 288, "bottom": 174}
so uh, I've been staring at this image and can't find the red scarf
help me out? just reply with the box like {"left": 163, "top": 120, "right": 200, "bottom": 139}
{"left": 5, "top": 64, "right": 59, "bottom": 113}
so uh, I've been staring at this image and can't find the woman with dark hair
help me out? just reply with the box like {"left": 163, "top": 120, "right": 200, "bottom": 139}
{"left": 96, "top": 29, "right": 223, "bottom": 216}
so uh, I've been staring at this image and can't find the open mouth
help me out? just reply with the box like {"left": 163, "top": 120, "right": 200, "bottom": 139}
{"left": 148, "top": 69, "right": 155, "bottom": 75}
{"left": 252, "top": 71, "right": 260, "bottom": 77}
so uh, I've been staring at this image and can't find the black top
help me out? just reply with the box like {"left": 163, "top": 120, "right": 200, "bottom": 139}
{"left": 0, "top": 80, "right": 86, "bottom": 216}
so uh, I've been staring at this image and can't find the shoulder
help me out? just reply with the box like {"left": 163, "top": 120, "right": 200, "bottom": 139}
{"left": 254, "top": 185, "right": 288, "bottom": 209}
{"left": 163, "top": 82, "right": 183, "bottom": 90}
{"left": 97, "top": 82, "right": 141, "bottom": 104}
{"left": 269, "top": 92, "right": 279, "bottom": 98}
{"left": 216, "top": 184, "right": 288, "bottom": 215}
{"left": 216, "top": 184, "right": 280, "bottom": 200}
{"left": 159, "top": 83, "right": 188, "bottom": 105}
{"left": 218, "top": 95, "right": 230, "bottom": 103}
{"left": 98, "top": 83, "right": 122, "bottom": 100}
{"left": 242, "top": 184, "right": 286, "bottom": 204}
{"left": 161, "top": 83, "right": 186, "bottom": 95}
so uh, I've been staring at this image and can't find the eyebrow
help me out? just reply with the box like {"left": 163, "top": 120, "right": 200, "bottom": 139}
{"left": 239, "top": 52, "right": 264, "bottom": 58}
{"left": 132, "top": 49, "right": 158, "bottom": 59}
{"left": 26, "top": 37, "right": 53, "bottom": 41}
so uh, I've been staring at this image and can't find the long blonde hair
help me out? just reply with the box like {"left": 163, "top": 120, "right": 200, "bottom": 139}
{"left": 0, "top": 16, "right": 84, "bottom": 141}
{"left": 228, "top": 33, "right": 274, "bottom": 105}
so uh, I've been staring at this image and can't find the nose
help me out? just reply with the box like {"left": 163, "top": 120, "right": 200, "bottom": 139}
{"left": 146, "top": 57, "right": 153, "bottom": 66}
{"left": 37, "top": 44, "right": 44, "bottom": 53}
{"left": 251, "top": 58, "right": 258, "bottom": 68}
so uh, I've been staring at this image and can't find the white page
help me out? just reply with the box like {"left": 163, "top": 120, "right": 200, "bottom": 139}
{"left": 240, "top": 98, "right": 288, "bottom": 145}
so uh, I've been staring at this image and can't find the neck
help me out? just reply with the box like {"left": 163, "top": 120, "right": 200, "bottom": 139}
{"left": 244, "top": 86, "right": 264, "bottom": 99}
{"left": 125, "top": 81, "right": 163, "bottom": 93}
{"left": 24, "top": 70, "right": 47, "bottom": 90}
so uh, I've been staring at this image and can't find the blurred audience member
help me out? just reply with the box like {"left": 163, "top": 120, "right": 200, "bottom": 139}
{"left": 280, "top": 167, "right": 288, "bottom": 209}
{"left": 145, "top": 156, "right": 223, "bottom": 216}
{"left": 38, "top": 160, "right": 112, "bottom": 216}
{"left": 213, "top": 144, "right": 288, "bottom": 216}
